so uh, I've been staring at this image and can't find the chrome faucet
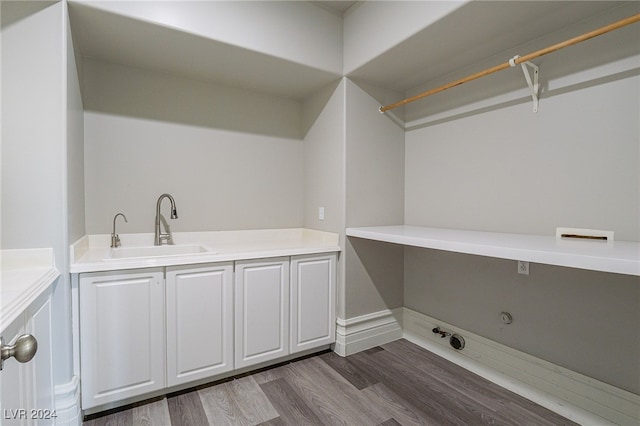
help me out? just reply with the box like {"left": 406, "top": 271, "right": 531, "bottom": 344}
{"left": 154, "top": 193, "right": 178, "bottom": 245}
{"left": 111, "top": 213, "right": 128, "bottom": 248}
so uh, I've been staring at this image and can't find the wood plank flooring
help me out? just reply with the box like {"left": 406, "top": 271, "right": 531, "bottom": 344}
{"left": 84, "top": 339, "right": 577, "bottom": 425}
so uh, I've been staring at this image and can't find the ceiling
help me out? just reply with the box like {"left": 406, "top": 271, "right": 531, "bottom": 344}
{"left": 312, "top": 1, "right": 358, "bottom": 15}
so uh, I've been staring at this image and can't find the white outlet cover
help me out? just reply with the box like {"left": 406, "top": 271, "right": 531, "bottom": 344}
{"left": 518, "top": 260, "right": 529, "bottom": 275}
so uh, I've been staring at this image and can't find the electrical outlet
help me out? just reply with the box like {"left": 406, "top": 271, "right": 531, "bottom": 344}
{"left": 518, "top": 260, "right": 529, "bottom": 275}
{"left": 318, "top": 207, "right": 325, "bottom": 220}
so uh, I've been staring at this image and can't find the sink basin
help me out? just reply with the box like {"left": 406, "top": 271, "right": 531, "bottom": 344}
{"left": 107, "top": 244, "right": 214, "bottom": 260}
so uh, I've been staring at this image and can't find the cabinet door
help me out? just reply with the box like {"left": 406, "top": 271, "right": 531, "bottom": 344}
{"left": 235, "top": 258, "right": 289, "bottom": 369}
{"left": 290, "top": 254, "right": 336, "bottom": 353}
{"left": 79, "top": 269, "right": 164, "bottom": 409}
{"left": 1, "top": 288, "right": 54, "bottom": 426}
{"left": 25, "top": 290, "right": 54, "bottom": 425}
{"left": 166, "top": 263, "right": 233, "bottom": 387}
{"left": 1, "top": 315, "right": 28, "bottom": 426}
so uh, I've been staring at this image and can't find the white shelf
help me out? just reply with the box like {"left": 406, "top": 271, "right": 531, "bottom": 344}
{"left": 346, "top": 225, "right": 640, "bottom": 276}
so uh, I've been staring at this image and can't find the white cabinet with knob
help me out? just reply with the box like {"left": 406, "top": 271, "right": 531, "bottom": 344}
{"left": 79, "top": 269, "right": 165, "bottom": 410}
{"left": 166, "top": 263, "right": 233, "bottom": 386}
{"left": 1, "top": 289, "right": 55, "bottom": 426}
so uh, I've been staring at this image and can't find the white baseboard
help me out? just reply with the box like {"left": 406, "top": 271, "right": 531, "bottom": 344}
{"left": 402, "top": 308, "right": 640, "bottom": 426}
{"left": 54, "top": 375, "right": 81, "bottom": 426}
{"left": 334, "top": 308, "right": 403, "bottom": 356}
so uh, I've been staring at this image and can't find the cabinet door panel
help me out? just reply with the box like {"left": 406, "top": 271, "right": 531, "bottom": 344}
{"left": 26, "top": 291, "right": 54, "bottom": 423}
{"left": 0, "top": 316, "right": 28, "bottom": 426}
{"left": 291, "top": 254, "right": 336, "bottom": 353}
{"left": 235, "top": 258, "right": 289, "bottom": 369}
{"left": 1, "top": 289, "right": 55, "bottom": 426}
{"left": 80, "top": 270, "right": 164, "bottom": 409}
{"left": 166, "top": 263, "right": 233, "bottom": 386}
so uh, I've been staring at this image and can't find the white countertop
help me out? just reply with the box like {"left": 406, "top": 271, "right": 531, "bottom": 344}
{"left": 1, "top": 249, "right": 60, "bottom": 333}
{"left": 346, "top": 225, "right": 640, "bottom": 276}
{"left": 71, "top": 228, "right": 341, "bottom": 274}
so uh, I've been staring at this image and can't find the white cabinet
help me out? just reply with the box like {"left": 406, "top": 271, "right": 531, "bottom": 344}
{"left": 79, "top": 269, "right": 165, "bottom": 409}
{"left": 1, "top": 289, "right": 54, "bottom": 426}
{"left": 234, "top": 258, "right": 290, "bottom": 369}
{"left": 76, "top": 252, "right": 337, "bottom": 411}
{"left": 166, "top": 263, "right": 233, "bottom": 387}
{"left": 290, "top": 254, "right": 336, "bottom": 353}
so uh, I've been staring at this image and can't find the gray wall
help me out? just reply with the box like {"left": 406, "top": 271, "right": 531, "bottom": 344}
{"left": 82, "top": 59, "right": 304, "bottom": 234}
{"left": 405, "top": 74, "right": 639, "bottom": 240}
{"left": 302, "top": 80, "right": 345, "bottom": 234}
{"left": 344, "top": 79, "right": 405, "bottom": 318}
{"left": 301, "top": 80, "right": 347, "bottom": 318}
{"left": 405, "top": 248, "right": 640, "bottom": 394}
{"left": 1, "top": 2, "right": 65, "bottom": 253}
{"left": 67, "top": 9, "right": 86, "bottom": 254}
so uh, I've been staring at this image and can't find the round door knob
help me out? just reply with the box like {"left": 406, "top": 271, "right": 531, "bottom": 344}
{"left": 0, "top": 334, "right": 38, "bottom": 370}
{"left": 12, "top": 334, "right": 38, "bottom": 363}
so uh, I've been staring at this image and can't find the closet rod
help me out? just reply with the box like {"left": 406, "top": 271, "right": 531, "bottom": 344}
{"left": 379, "top": 13, "right": 640, "bottom": 113}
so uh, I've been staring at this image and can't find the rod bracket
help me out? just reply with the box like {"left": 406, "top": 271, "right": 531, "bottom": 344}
{"left": 510, "top": 55, "right": 539, "bottom": 112}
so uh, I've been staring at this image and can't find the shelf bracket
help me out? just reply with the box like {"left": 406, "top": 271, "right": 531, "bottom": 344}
{"left": 510, "top": 55, "right": 539, "bottom": 113}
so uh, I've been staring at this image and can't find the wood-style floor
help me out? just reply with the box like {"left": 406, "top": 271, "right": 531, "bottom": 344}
{"left": 84, "top": 339, "right": 577, "bottom": 426}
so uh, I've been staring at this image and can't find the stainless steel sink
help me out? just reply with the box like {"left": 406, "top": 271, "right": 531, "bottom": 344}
{"left": 107, "top": 244, "right": 214, "bottom": 260}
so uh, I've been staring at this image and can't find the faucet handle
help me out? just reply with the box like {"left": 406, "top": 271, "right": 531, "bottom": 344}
{"left": 158, "top": 234, "right": 174, "bottom": 245}
{"left": 111, "top": 234, "right": 121, "bottom": 248}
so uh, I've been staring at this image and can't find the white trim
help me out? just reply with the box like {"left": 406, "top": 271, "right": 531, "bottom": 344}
{"left": 402, "top": 308, "right": 640, "bottom": 426}
{"left": 334, "top": 308, "right": 402, "bottom": 356}
{"left": 54, "top": 375, "right": 81, "bottom": 426}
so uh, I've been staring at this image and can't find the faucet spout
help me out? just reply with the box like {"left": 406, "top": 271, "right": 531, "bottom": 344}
{"left": 111, "top": 213, "right": 128, "bottom": 248}
{"left": 155, "top": 193, "right": 178, "bottom": 245}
